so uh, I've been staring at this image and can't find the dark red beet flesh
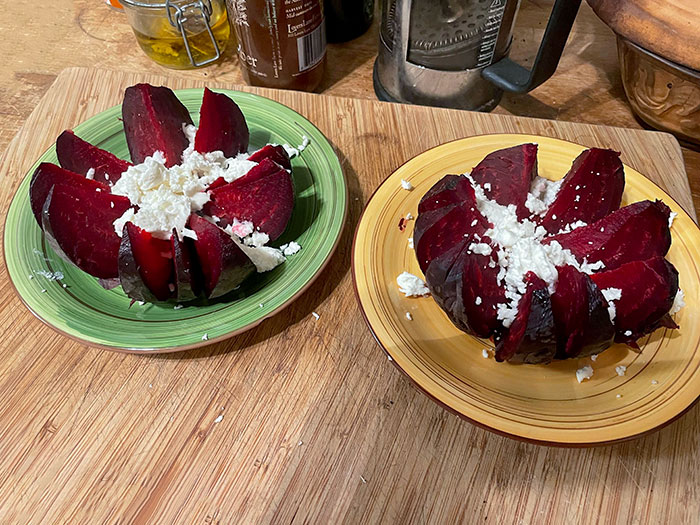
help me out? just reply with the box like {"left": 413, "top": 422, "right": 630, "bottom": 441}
{"left": 224, "top": 157, "right": 285, "bottom": 189}
{"left": 119, "top": 223, "right": 175, "bottom": 302}
{"left": 42, "top": 183, "right": 132, "bottom": 279}
{"left": 56, "top": 130, "right": 131, "bottom": 185}
{"left": 204, "top": 166, "right": 294, "bottom": 241}
{"left": 550, "top": 265, "right": 614, "bottom": 358}
{"left": 171, "top": 228, "right": 200, "bottom": 302}
{"left": 189, "top": 214, "right": 255, "bottom": 298}
{"left": 247, "top": 144, "right": 291, "bottom": 171}
{"left": 494, "top": 274, "right": 556, "bottom": 364}
{"left": 546, "top": 200, "right": 671, "bottom": 272}
{"left": 591, "top": 256, "right": 679, "bottom": 344}
{"left": 122, "top": 84, "right": 192, "bottom": 167}
{"left": 539, "top": 148, "right": 625, "bottom": 233}
{"left": 194, "top": 87, "right": 249, "bottom": 157}
{"left": 468, "top": 143, "right": 538, "bottom": 220}
{"left": 417, "top": 175, "right": 477, "bottom": 214}
{"left": 30, "top": 162, "right": 110, "bottom": 225}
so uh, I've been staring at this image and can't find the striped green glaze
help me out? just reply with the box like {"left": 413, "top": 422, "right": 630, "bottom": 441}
{"left": 4, "top": 89, "right": 347, "bottom": 352}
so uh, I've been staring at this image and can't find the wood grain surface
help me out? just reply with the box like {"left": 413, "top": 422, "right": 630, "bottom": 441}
{"left": 0, "top": 66, "right": 698, "bottom": 524}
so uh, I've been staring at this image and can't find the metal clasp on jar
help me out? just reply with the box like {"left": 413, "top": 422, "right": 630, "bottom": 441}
{"left": 165, "top": 0, "right": 221, "bottom": 67}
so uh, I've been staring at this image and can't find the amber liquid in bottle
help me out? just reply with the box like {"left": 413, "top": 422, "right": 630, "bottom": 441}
{"left": 227, "top": 0, "right": 326, "bottom": 91}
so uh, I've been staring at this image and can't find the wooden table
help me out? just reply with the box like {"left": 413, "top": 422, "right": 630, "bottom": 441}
{"left": 1, "top": 2, "right": 699, "bottom": 524}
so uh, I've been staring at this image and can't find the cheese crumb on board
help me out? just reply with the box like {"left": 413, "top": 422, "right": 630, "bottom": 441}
{"left": 397, "top": 272, "right": 430, "bottom": 297}
{"left": 311, "top": 312, "right": 320, "bottom": 320}
{"left": 213, "top": 415, "right": 223, "bottom": 423}
{"left": 576, "top": 365, "right": 594, "bottom": 383}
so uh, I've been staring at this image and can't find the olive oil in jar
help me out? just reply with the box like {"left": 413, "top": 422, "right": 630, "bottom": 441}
{"left": 123, "top": 0, "right": 231, "bottom": 69}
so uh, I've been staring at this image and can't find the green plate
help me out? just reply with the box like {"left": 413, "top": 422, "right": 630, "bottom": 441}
{"left": 4, "top": 89, "right": 347, "bottom": 352}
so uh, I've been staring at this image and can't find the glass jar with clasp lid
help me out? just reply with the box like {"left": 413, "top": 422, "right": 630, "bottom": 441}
{"left": 120, "top": 0, "right": 231, "bottom": 69}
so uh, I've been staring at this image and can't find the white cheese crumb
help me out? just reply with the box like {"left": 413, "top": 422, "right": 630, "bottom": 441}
{"left": 297, "top": 441, "right": 303, "bottom": 446}
{"left": 475, "top": 296, "right": 482, "bottom": 305}
{"left": 615, "top": 365, "right": 627, "bottom": 376}
{"left": 259, "top": 303, "right": 264, "bottom": 308}
{"left": 405, "top": 312, "right": 413, "bottom": 321}
{"left": 405, "top": 212, "right": 414, "bottom": 221}
{"left": 624, "top": 330, "right": 632, "bottom": 336}
{"left": 668, "top": 211, "right": 677, "bottom": 228}
{"left": 470, "top": 219, "right": 478, "bottom": 227}
{"left": 138, "top": 301, "right": 145, "bottom": 306}
{"left": 387, "top": 355, "right": 393, "bottom": 361}
{"left": 110, "top": 202, "right": 114, "bottom": 209}
{"left": 483, "top": 182, "right": 491, "bottom": 191}
{"left": 591, "top": 354, "right": 598, "bottom": 361}
{"left": 525, "top": 177, "right": 563, "bottom": 215}
{"left": 62, "top": 283, "right": 67, "bottom": 288}
{"left": 311, "top": 311, "right": 320, "bottom": 320}
{"left": 616, "top": 394, "right": 622, "bottom": 398}
{"left": 576, "top": 365, "right": 594, "bottom": 383}
{"left": 85, "top": 168, "right": 95, "bottom": 180}
{"left": 408, "top": 237, "right": 414, "bottom": 249}
{"left": 279, "top": 241, "right": 301, "bottom": 256}
{"left": 174, "top": 304, "right": 183, "bottom": 310}
{"left": 482, "top": 348, "right": 490, "bottom": 359}
{"left": 468, "top": 242, "right": 492, "bottom": 256}
{"left": 244, "top": 231, "right": 271, "bottom": 248}
{"left": 35, "top": 270, "right": 64, "bottom": 281}
{"left": 601, "top": 288, "right": 622, "bottom": 322}
{"left": 401, "top": 179, "right": 414, "bottom": 191}
{"left": 40, "top": 289, "right": 47, "bottom": 293}
{"left": 670, "top": 289, "right": 685, "bottom": 315}
{"left": 28, "top": 274, "right": 33, "bottom": 279}
{"left": 397, "top": 272, "right": 430, "bottom": 297}
{"left": 651, "top": 379, "right": 658, "bottom": 385}
{"left": 360, "top": 476, "right": 367, "bottom": 484}
{"left": 213, "top": 414, "right": 223, "bottom": 423}
{"left": 202, "top": 333, "right": 209, "bottom": 341}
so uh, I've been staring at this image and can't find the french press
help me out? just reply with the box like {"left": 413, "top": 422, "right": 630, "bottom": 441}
{"left": 374, "top": 0, "right": 582, "bottom": 111}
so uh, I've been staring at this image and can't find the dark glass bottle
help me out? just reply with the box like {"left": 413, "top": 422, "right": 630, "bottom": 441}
{"left": 325, "top": 0, "right": 374, "bottom": 43}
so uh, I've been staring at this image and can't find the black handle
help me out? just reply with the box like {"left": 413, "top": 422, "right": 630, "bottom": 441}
{"left": 482, "top": 0, "right": 582, "bottom": 94}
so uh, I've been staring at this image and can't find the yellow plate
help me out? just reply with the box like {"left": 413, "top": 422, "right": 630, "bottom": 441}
{"left": 353, "top": 134, "right": 700, "bottom": 446}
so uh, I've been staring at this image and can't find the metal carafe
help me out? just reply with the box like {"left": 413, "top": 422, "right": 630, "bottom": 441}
{"left": 374, "top": 0, "right": 582, "bottom": 111}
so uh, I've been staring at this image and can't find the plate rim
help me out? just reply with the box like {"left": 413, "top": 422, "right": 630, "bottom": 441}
{"left": 3, "top": 88, "right": 348, "bottom": 353}
{"left": 351, "top": 132, "right": 700, "bottom": 447}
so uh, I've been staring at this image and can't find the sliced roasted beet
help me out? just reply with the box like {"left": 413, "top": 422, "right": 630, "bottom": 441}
{"left": 203, "top": 167, "right": 294, "bottom": 241}
{"left": 30, "top": 162, "right": 110, "bottom": 225}
{"left": 590, "top": 256, "right": 679, "bottom": 344}
{"left": 194, "top": 87, "right": 249, "bottom": 157}
{"left": 171, "top": 228, "right": 200, "bottom": 302}
{"left": 417, "top": 175, "right": 476, "bottom": 214}
{"left": 122, "top": 83, "right": 193, "bottom": 167}
{"left": 119, "top": 223, "right": 175, "bottom": 302}
{"left": 56, "top": 130, "right": 131, "bottom": 185}
{"left": 414, "top": 202, "right": 489, "bottom": 274}
{"left": 223, "top": 157, "right": 283, "bottom": 188}
{"left": 247, "top": 144, "right": 291, "bottom": 171}
{"left": 189, "top": 214, "right": 255, "bottom": 298}
{"left": 42, "top": 183, "right": 132, "bottom": 279}
{"left": 424, "top": 242, "right": 473, "bottom": 332}
{"left": 546, "top": 200, "right": 671, "bottom": 271}
{"left": 539, "top": 148, "right": 624, "bottom": 234}
{"left": 468, "top": 143, "right": 538, "bottom": 220}
{"left": 494, "top": 274, "right": 556, "bottom": 364}
{"left": 550, "top": 265, "right": 614, "bottom": 358}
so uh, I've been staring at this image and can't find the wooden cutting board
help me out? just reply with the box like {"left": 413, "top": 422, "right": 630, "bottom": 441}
{"left": 0, "top": 67, "right": 697, "bottom": 524}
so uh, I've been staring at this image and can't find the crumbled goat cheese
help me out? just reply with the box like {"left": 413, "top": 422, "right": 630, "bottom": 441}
{"left": 278, "top": 135, "right": 310, "bottom": 158}
{"left": 223, "top": 225, "right": 286, "bottom": 273}
{"left": 556, "top": 220, "right": 587, "bottom": 235}
{"left": 401, "top": 179, "right": 414, "bottom": 191}
{"left": 174, "top": 304, "right": 183, "bottom": 310}
{"left": 601, "top": 288, "right": 622, "bottom": 322}
{"left": 85, "top": 168, "right": 95, "bottom": 180}
{"left": 670, "top": 289, "right": 685, "bottom": 315}
{"left": 468, "top": 242, "right": 492, "bottom": 256}
{"left": 34, "top": 270, "right": 64, "bottom": 281}
{"left": 624, "top": 330, "right": 632, "bottom": 336}
{"left": 397, "top": 272, "right": 430, "bottom": 297}
{"left": 576, "top": 365, "right": 594, "bottom": 383}
{"left": 615, "top": 365, "right": 627, "bottom": 376}
{"left": 279, "top": 241, "right": 301, "bottom": 256}
{"left": 311, "top": 311, "right": 320, "bottom": 320}
{"left": 230, "top": 219, "right": 255, "bottom": 238}
{"left": 475, "top": 296, "right": 482, "bottom": 305}
{"left": 483, "top": 183, "right": 492, "bottom": 191}
{"left": 668, "top": 211, "right": 677, "bottom": 228}
{"left": 591, "top": 354, "right": 598, "bottom": 361}
{"left": 616, "top": 394, "right": 622, "bottom": 398}
{"left": 405, "top": 312, "right": 413, "bottom": 321}
{"left": 112, "top": 127, "right": 257, "bottom": 239}
{"left": 405, "top": 212, "right": 414, "bottom": 221}
{"left": 651, "top": 379, "right": 658, "bottom": 385}
{"left": 525, "top": 177, "right": 563, "bottom": 215}
{"left": 40, "top": 289, "right": 47, "bottom": 293}
{"left": 213, "top": 414, "right": 223, "bottom": 423}
{"left": 482, "top": 348, "right": 490, "bottom": 359}
{"left": 408, "top": 237, "right": 414, "bottom": 249}
{"left": 202, "top": 333, "right": 209, "bottom": 341}
{"left": 245, "top": 231, "right": 271, "bottom": 248}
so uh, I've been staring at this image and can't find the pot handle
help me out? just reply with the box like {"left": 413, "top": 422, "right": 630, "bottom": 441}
{"left": 482, "top": 0, "right": 582, "bottom": 93}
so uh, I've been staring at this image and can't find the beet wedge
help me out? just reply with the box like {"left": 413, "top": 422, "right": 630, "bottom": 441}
{"left": 414, "top": 201, "right": 489, "bottom": 274}
{"left": 247, "top": 144, "right": 291, "bottom": 171}
{"left": 204, "top": 165, "right": 294, "bottom": 241}
{"left": 119, "top": 223, "right": 175, "bottom": 302}
{"left": 171, "top": 228, "right": 200, "bottom": 302}
{"left": 30, "top": 162, "right": 110, "bottom": 225}
{"left": 494, "top": 274, "right": 557, "bottom": 364}
{"left": 546, "top": 200, "right": 671, "bottom": 272}
{"left": 122, "top": 83, "right": 193, "bottom": 167}
{"left": 590, "top": 256, "right": 679, "bottom": 345}
{"left": 468, "top": 143, "right": 538, "bottom": 220}
{"left": 417, "top": 175, "right": 476, "bottom": 214}
{"left": 189, "top": 214, "right": 255, "bottom": 299}
{"left": 550, "top": 265, "right": 614, "bottom": 359}
{"left": 195, "top": 87, "right": 249, "bottom": 157}
{"left": 539, "top": 148, "right": 625, "bottom": 234}
{"left": 56, "top": 130, "right": 131, "bottom": 185}
{"left": 42, "top": 182, "right": 132, "bottom": 279}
